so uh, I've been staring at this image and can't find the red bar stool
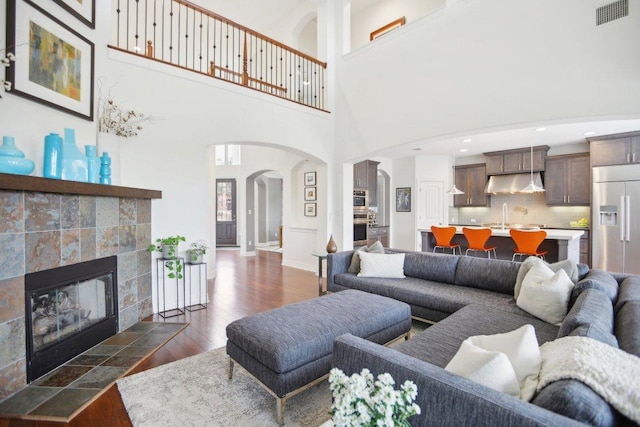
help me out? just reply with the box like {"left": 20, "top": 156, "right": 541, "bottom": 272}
{"left": 431, "top": 226, "right": 461, "bottom": 255}
{"left": 509, "top": 229, "right": 548, "bottom": 261}
{"left": 462, "top": 227, "right": 497, "bottom": 259}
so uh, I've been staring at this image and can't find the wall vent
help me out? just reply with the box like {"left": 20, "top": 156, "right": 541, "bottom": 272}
{"left": 597, "top": 0, "right": 629, "bottom": 26}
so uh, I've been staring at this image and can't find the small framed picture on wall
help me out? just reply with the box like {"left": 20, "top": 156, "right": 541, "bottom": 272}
{"left": 305, "top": 187, "right": 317, "bottom": 201}
{"left": 304, "top": 203, "right": 317, "bottom": 217}
{"left": 304, "top": 171, "right": 316, "bottom": 186}
{"left": 396, "top": 187, "right": 411, "bottom": 212}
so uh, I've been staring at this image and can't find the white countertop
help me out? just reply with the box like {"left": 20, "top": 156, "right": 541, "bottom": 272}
{"left": 419, "top": 227, "right": 584, "bottom": 241}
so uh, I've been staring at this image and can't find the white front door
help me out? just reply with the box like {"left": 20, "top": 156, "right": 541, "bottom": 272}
{"left": 417, "top": 181, "right": 444, "bottom": 229}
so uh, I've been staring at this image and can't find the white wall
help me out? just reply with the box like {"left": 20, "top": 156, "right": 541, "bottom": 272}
{"left": 350, "top": 0, "right": 445, "bottom": 50}
{"left": 337, "top": 0, "right": 640, "bottom": 163}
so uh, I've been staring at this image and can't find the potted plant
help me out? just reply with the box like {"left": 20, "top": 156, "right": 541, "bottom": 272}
{"left": 147, "top": 235, "right": 186, "bottom": 279}
{"left": 187, "top": 240, "right": 208, "bottom": 264}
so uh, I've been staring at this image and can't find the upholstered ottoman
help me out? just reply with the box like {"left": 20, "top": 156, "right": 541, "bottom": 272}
{"left": 226, "top": 289, "right": 411, "bottom": 425}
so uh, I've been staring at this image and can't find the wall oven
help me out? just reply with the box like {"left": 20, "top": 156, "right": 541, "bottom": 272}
{"left": 353, "top": 222, "right": 368, "bottom": 247}
{"left": 353, "top": 190, "right": 369, "bottom": 246}
{"left": 353, "top": 190, "right": 368, "bottom": 208}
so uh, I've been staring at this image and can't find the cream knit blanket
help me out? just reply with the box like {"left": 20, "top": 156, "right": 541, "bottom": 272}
{"left": 538, "top": 336, "right": 640, "bottom": 424}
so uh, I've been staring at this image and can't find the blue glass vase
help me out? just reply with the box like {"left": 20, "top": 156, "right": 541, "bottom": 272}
{"left": 85, "top": 145, "right": 100, "bottom": 184}
{"left": 0, "top": 136, "right": 35, "bottom": 175}
{"left": 43, "top": 133, "right": 63, "bottom": 179}
{"left": 100, "top": 152, "right": 112, "bottom": 185}
{"left": 61, "top": 128, "right": 88, "bottom": 182}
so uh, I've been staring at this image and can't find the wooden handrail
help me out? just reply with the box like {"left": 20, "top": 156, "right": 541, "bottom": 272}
{"left": 173, "top": 0, "right": 327, "bottom": 68}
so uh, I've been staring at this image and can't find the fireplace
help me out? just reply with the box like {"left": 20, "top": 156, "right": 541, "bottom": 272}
{"left": 25, "top": 256, "right": 118, "bottom": 382}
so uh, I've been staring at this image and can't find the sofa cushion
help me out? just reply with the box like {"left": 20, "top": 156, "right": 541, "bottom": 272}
{"left": 557, "top": 288, "right": 617, "bottom": 348}
{"left": 514, "top": 257, "right": 579, "bottom": 300}
{"left": 614, "top": 276, "right": 640, "bottom": 314}
{"left": 453, "top": 256, "right": 520, "bottom": 295}
{"left": 615, "top": 300, "right": 640, "bottom": 357}
{"left": 401, "top": 251, "right": 459, "bottom": 284}
{"left": 394, "top": 305, "right": 559, "bottom": 369}
{"left": 571, "top": 269, "right": 619, "bottom": 304}
{"left": 333, "top": 273, "right": 531, "bottom": 319}
{"left": 357, "top": 252, "right": 405, "bottom": 278}
{"left": 532, "top": 379, "right": 619, "bottom": 427}
{"left": 347, "top": 241, "right": 384, "bottom": 273}
{"left": 516, "top": 262, "right": 574, "bottom": 325}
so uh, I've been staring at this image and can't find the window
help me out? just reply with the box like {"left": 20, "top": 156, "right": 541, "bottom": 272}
{"left": 215, "top": 145, "right": 241, "bottom": 165}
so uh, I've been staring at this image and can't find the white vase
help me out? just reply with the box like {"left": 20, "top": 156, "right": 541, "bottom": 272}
{"left": 97, "top": 132, "right": 121, "bottom": 185}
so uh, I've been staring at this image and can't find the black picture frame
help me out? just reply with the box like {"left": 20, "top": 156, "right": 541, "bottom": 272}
{"left": 6, "top": 0, "right": 95, "bottom": 121}
{"left": 304, "top": 187, "right": 317, "bottom": 201}
{"left": 304, "top": 171, "right": 316, "bottom": 186}
{"left": 304, "top": 203, "right": 317, "bottom": 217}
{"left": 53, "top": 0, "right": 96, "bottom": 29}
{"left": 396, "top": 187, "right": 411, "bottom": 212}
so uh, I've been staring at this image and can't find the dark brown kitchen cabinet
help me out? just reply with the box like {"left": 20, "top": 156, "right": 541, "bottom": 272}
{"left": 453, "top": 164, "right": 489, "bottom": 207}
{"left": 484, "top": 146, "right": 548, "bottom": 175}
{"left": 353, "top": 161, "right": 369, "bottom": 189}
{"left": 589, "top": 131, "right": 640, "bottom": 166}
{"left": 354, "top": 160, "right": 380, "bottom": 206}
{"left": 545, "top": 153, "right": 590, "bottom": 205}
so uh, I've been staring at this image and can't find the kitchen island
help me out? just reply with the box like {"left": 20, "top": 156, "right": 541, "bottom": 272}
{"left": 419, "top": 227, "right": 584, "bottom": 263}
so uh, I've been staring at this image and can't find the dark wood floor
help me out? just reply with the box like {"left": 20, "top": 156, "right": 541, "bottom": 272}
{"left": 0, "top": 250, "right": 319, "bottom": 427}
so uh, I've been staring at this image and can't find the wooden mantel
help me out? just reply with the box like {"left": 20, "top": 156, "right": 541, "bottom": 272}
{"left": 0, "top": 173, "right": 162, "bottom": 199}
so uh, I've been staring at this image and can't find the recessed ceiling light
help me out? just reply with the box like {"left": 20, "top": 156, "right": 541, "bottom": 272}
{"left": 535, "top": 127, "right": 547, "bottom": 132}
{"left": 460, "top": 148, "right": 468, "bottom": 153}
{"left": 463, "top": 139, "right": 472, "bottom": 143}
{"left": 584, "top": 131, "right": 596, "bottom": 136}
{"left": 412, "top": 147, "right": 423, "bottom": 151}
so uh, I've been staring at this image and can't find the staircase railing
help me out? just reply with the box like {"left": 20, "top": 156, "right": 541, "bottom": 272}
{"left": 110, "top": 0, "right": 328, "bottom": 111}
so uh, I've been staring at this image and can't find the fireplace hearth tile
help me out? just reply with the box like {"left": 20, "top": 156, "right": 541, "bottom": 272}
{"left": 0, "top": 191, "right": 24, "bottom": 233}
{"left": 25, "top": 231, "right": 61, "bottom": 273}
{"left": 0, "top": 234, "right": 24, "bottom": 280}
{"left": 97, "top": 197, "right": 119, "bottom": 227}
{"left": 116, "top": 345, "right": 156, "bottom": 357}
{"left": 34, "top": 366, "right": 93, "bottom": 387}
{"left": 0, "top": 318, "right": 26, "bottom": 367}
{"left": 120, "top": 199, "right": 137, "bottom": 225}
{"left": 96, "top": 226, "right": 119, "bottom": 258}
{"left": 79, "top": 196, "right": 96, "bottom": 228}
{"left": 25, "top": 193, "right": 60, "bottom": 232}
{"left": 61, "top": 229, "right": 81, "bottom": 266}
{"left": 119, "top": 225, "right": 137, "bottom": 253}
{"left": 68, "top": 366, "right": 126, "bottom": 389}
{"left": 61, "top": 195, "right": 80, "bottom": 229}
{"left": 80, "top": 227, "right": 97, "bottom": 261}
{"left": 102, "top": 354, "right": 143, "bottom": 368}
{"left": 136, "top": 223, "right": 151, "bottom": 251}
{"left": 0, "top": 386, "right": 60, "bottom": 415}
{"left": 149, "top": 323, "right": 189, "bottom": 334}
{"left": 67, "top": 354, "right": 110, "bottom": 367}
{"left": 137, "top": 199, "right": 151, "bottom": 224}
{"left": 83, "top": 344, "right": 125, "bottom": 356}
{"left": 0, "top": 276, "right": 25, "bottom": 323}
{"left": 0, "top": 359, "right": 26, "bottom": 401}
{"left": 125, "top": 321, "right": 158, "bottom": 332}
{"left": 101, "top": 331, "right": 144, "bottom": 346}
{"left": 29, "top": 388, "right": 99, "bottom": 417}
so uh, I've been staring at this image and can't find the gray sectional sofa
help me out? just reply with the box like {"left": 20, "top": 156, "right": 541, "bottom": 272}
{"left": 327, "top": 249, "right": 640, "bottom": 426}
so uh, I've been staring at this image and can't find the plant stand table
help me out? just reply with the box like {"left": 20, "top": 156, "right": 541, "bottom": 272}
{"left": 155, "top": 257, "right": 185, "bottom": 318}
{"left": 185, "top": 261, "right": 207, "bottom": 312}
{"left": 311, "top": 252, "right": 327, "bottom": 296}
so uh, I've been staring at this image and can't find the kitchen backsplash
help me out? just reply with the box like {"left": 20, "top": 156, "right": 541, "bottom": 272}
{"left": 450, "top": 193, "right": 590, "bottom": 229}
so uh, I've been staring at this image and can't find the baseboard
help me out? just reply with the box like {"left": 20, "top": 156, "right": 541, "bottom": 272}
{"left": 281, "top": 259, "right": 314, "bottom": 272}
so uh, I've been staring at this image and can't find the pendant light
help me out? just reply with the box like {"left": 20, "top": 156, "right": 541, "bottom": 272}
{"left": 446, "top": 146, "right": 464, "bottom": 195}
{"left": 521, "top": 144, "right": 545, "bottom": 193}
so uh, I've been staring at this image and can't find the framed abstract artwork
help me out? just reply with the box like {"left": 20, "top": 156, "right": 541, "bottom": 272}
{"left": 53, "top": 0, "right": 96, "bottom": 29}
{"left": 6, "top": 0, "right": 95, "bottom": 120}
{"left": 304, "top": 187, "right": 317, "bottom": 201}
{"left": 304, "top": 171, "right": 316, "bottom": 186}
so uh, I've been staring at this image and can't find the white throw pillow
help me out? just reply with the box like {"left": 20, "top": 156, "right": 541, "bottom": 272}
{"left": 445, "top": 325, "right": 541, "bottom": 401}
{"left": 516, "top": 262, "right": 575, "bottom": 325}
{"left": 514, "top": 257, "right": 578, "bottom": 299}
{"left": 357, "top": 252, "right": 405, "bottom": 278}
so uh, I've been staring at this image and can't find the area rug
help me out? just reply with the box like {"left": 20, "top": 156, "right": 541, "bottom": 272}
{"left": 117, "top": 347, "right": 331, "bottom": 426}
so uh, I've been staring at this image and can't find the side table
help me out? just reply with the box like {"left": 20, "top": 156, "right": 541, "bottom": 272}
{"left": 155, "top": 257, "right": 185, "bottom": 318}
{"left": 311, "top": 252, "right": 328, "bottom": 296}
{"left": 185, "top": 262, "right": 207, "bottom": 312}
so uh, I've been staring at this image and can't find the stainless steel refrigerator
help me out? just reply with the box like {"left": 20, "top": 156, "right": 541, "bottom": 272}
{"left": 592, "top": 164, "right": 640, "bottom": 274}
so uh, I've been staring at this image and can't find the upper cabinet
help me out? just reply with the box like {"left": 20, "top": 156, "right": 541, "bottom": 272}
{"left": 484, "top": 146, "right": 549, "bottom": 175}
{"left": 545, "top": 153, "right": 590, "bottom": 205}
{"left": 454, "top": 164, "right": 489, "bottom": 207}
{"left": 353, "top": 160, "right": 380, "bottom": 206}
{"left": 589, "top": 132, "right": 640, "bottom": 167}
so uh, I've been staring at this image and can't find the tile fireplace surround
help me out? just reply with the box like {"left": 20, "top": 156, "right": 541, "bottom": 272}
{"left": 0, "top": 174, "right": 161, "bottom": 400}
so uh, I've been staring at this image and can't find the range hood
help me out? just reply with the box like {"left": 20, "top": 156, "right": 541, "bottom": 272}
{"left": 484, "top": 173, "right": 544, "bottom": 194}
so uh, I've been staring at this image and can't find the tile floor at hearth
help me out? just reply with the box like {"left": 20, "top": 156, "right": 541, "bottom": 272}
{"left": 0, "top": 321, "right": 186, "bottom": 420}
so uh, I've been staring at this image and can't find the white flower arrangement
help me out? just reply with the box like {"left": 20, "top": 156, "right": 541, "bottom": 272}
{"left": 97, "top": 97, "right": 152, "bottom": 138}
{"left": 329, "top": 368, "right": 421, "bottom": 427}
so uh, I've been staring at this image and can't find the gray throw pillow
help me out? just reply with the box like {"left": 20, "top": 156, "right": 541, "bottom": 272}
{"left": 347, "top": 240, "right": 385, "bottom": 273}
{"left": 514, "top": 257, "right": 578, "bottom": 300}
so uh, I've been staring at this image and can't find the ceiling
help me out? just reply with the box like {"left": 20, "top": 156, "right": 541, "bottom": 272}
{"left": 375, "top": 118, "right": 640, "bottom": 160}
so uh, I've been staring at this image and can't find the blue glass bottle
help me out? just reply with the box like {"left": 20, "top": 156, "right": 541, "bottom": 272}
{"left": 0, "top": 136, "right": 35, "bottom": 175}
{"left": 43, "top": 133, "right": 63, "bottom": 179}
{"left": 100, "top": 152, "right": 112, "bottom": 185}
{"left": 61, "top": 128, "right": 88, "bottom": 182}
{"left": 85, "top": 145, "right": 100, "bottom": 184}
